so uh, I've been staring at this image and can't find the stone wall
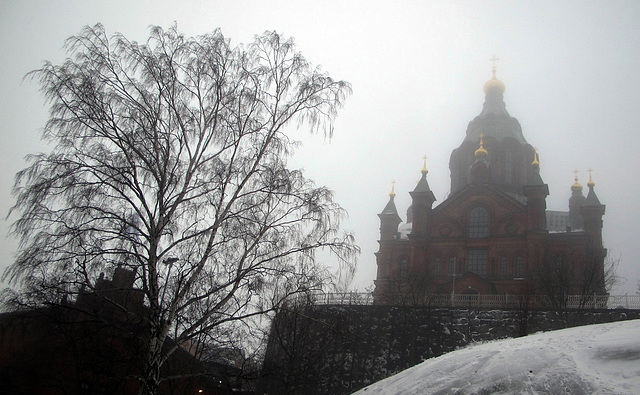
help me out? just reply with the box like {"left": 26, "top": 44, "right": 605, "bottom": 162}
{"left": 261, "top": 305, "right": 640, "bottom": 395}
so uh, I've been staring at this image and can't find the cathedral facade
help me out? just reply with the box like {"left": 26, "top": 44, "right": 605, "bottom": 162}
{"left": 374, "top": 71, "right": 607, "bottom": 306}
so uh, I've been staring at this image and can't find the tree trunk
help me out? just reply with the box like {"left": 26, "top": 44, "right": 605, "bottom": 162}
{"left": 139, "top": 322, "right": 166, "bottom": 395}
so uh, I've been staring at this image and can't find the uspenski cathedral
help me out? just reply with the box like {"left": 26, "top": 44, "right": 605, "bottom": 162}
{"left": 374, "top": 66, "right": 606, "bottom": 304}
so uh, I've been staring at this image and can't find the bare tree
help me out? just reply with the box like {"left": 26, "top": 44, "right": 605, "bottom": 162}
{"left": 381, "top": 269, "right": 444, "bottom": 307}
{"left": 4, "top": 24, "right": 357, "bottom": 395}
{"left": 535, "top": 251, "right": 572, "bottom": 311}
{"left": 575, "top": 252, "right": 619, "bottom": 308}
{"left": 261, "top": 300, "right": 322, "bottom": 394}
{"left": 603, "top": 254, "right": 621, "bottom": 294}
{"left": 535, "top": 246, "right": 614, "bottom": 311}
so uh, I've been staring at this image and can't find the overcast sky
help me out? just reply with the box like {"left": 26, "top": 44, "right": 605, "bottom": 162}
{"left": 1, "top": 0, "right": 639, "bottom": 294}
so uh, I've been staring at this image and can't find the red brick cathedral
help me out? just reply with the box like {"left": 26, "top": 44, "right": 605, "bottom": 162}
{"left": 374, "top": 70, "right": 606, "bottom": 305}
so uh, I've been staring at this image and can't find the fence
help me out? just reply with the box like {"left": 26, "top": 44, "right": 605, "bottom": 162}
{"left": 303, "top": 291, "right": 374, "bottom": 306}
{"left": 607, "top": 294, "right": 640, "bottom": 309}
{"left": 301, "top": 292, "right": 640, "bottom": 310}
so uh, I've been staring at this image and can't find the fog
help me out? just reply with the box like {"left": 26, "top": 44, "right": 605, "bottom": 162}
{"left": 1, "top": 0, "right": 639, "bottom": 294}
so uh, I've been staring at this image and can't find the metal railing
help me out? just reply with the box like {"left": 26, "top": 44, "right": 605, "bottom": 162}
{"left": 607, "top": 294, "right": 640, "bottom": 309}
{"left": 303, "top": 291, "right": 375, "bottom": 306}
{"left": 299, "top": 292, "right": 640, "bottom": 310}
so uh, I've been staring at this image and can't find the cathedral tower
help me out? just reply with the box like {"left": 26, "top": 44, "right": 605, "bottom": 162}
{"left": 449, "top": 69, "right": 535, "bottom": 200}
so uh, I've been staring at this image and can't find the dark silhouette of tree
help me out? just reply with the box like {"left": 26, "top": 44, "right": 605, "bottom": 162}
{"left": 3, "top": 24, "right": 357, "bottom": 395}
{"left": 534, "top": 246, "right": 615, "bottom": 311}
{"left": 261, "top": 302, "right": 322, "bottom": 394}
{"left": 535, "top": 250, "right": 575, "bottom": 311}
{"left": 380, "top": 268, "right": 446, "bottom": 307}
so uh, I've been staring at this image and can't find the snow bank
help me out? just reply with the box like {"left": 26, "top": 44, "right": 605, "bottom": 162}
{"left": 353, "top": 319, "right": 640, "bottom": 394}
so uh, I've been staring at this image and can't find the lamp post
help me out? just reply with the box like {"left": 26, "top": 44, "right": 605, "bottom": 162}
{"left": 161, "top": 257, "right": 179, "bottom": 303}
{"left": 450, "top": 258, "right": 459, "bottom": 307}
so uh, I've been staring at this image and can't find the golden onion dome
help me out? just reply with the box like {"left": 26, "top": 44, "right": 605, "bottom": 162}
{"left": 389, "top": 181, "right": 396, "bottom": 198}
{"left": 421, "top": 156, "right": 429, "bottom": 175}
{"left": 571, "top": 177, "right": 583, "bottom": 192}
{"left": 483, "top": 75, "right": 506, "bottom": 94}
{"left": 571, "top": 169, "right": 583, "bottom": 191}
{"left": 475, "top": 144, "right": 488, "bottom": 157}
{"left": 587, "top": 169, "right": 595, "bottom": 187}
{"left": 475, "top": 134, "right": 488, "bottom": 157}
{"left": 484, "top": 57, "right": 505, "bottom": 94}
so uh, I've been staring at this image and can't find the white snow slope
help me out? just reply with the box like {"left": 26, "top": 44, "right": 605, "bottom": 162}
{"left": 353, "top": 319, "right": 640, "bottom": 395}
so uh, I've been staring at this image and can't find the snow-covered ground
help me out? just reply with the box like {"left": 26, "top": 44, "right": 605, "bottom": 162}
{"left": 354, "top": 319, "right": 640, "bottom": 395}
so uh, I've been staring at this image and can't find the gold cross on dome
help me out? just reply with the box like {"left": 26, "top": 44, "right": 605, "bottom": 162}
{"left": 573, "top": 168, "right": 579, "bottom": 182}
{"left": 489, "top": 55, "right": 499, "bottom": 76}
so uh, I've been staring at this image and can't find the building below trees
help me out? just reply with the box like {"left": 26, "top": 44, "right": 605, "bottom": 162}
{"left": 0, "top": 267, "right": 248, "bottom": 394}
{"left": 374, "top": 69, "right": 607, "bottom": 307}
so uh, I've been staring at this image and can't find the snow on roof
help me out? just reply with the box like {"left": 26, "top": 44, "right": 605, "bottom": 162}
{"left": 354, "top": 319, "right": 640, "bottom": 395}
{"left": 397, "top": 222, "right": 412, "bottom": 240}
{"left": 546, "top": 210, "right": 570, "bottom": 232}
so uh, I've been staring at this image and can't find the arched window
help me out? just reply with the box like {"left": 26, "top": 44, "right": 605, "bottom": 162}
{"left": 469, "top": 207, "right": 489, "bottom": 238}
{"left": 516, "top": 256, "right": 524, "bottom": 277}
{"left": 500, "top": 256, "right": 508, "bottom": 276}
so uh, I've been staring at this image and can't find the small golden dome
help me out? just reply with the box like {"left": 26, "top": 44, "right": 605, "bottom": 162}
{"left": 475, "top": 134, "right": 488, "bottom": 157}
{"left": 587, "top": 168, "right": 595, "bottom": 187}
{"left": 421, "top": 156, "right": 429, "bottom": 175}
{"left": 389, "top": 181, "right": 396, "bottom": 198}
{"left": 532, "top": 150, "right": 540, "bottom": 167}
{"left": 531, "top": 151, "right": 540, "bottom": 167}
{"left": 483, "top": 76, "right": 506, "bottom": 94}
{"left": 571, "top": 177, "right": 583, "bottom": 192}
{"left": 571, "top": 169, "right": 583, "bottom": 191}
{"left": 484, "top": 56, "right": 506, "bottom": 94}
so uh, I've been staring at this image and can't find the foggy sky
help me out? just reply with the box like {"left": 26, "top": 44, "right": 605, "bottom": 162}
{"left": 1, "top": 0, "right": 639, "bottom": 294}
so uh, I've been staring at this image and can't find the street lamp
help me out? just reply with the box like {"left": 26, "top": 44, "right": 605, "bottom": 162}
{"left": 450, "top": 258, "right": 459, "bottom": 307}
{"left": 161, "top": 257, "right": 179, "bottom": 302}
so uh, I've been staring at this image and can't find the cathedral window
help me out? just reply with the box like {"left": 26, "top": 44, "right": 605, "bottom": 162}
{"left": 500, "top": 256, "right": 508, "bottom": 276}
{"left": 448, "top": 257, "right": 456, "bottom": 274}
{"left": 516, "top": 256, "right": 524, "bottom": 277}
{"left": 468, "top": 249, "right": 488, "bottom": 275}
{"left": 469, "top": 207, "right": 489, "bottom": 238}
{"left": 434, "top": 258, "right": 440, "bottom": 275}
